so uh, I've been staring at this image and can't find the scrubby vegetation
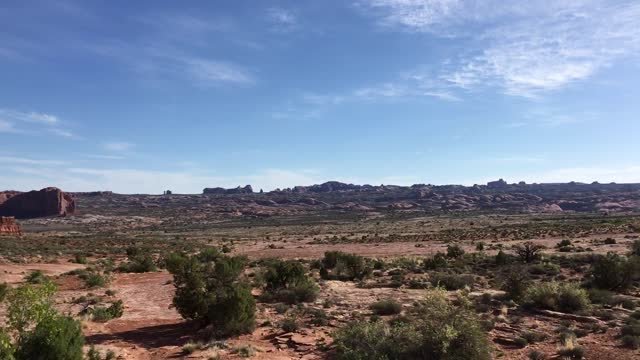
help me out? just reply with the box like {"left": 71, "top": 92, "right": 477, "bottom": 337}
{"left": 523, "top": 282, "right": 591, "bottom": 313}
{"left": 262, "top": 259, "right": 319, "bottom": 304}
{"left": 333, "top": 289, "right": 492, "bottom": 360}
{"left": 166, "top": 248, "right": 256, "bottom": 337}
{"left": 319, "top": 251, "right": 371, "bottom": 281}
{"left": 117, "top": 246, "right": 157, "bottom": 273}
{"left": 1, "top": 280, "right": 85, "bottom": 360}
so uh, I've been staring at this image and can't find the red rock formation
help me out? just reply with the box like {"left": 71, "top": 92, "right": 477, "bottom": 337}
{"left": 0, "top": 217, "right": 22, "bottom": 235}
{"left": 0, "top": 187, "right": 75, "bottom": 219}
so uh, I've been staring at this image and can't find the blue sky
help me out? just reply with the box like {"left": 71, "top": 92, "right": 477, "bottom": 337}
{"left": 1, "top": 0, "right": 639, "bottom": 193}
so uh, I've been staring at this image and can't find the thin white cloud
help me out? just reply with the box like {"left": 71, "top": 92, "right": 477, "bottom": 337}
{"left": 0, "top": 109, "right": 58, "bottom": 125}
{"left": 185, "top": 58, "right": 254, "bottom": 85}
{"left": 360, "top": 0, "right": 640, "bottom": 97}
{"left": 90, "top": 42, "right": 255, "bottom": 86}
{"left": 85, "top": 154, "right": 125, "bottom": 160}
{"left": 0, "top": 120, "right": 17, "bottom": 133}
{"left": 48, "top": 128, "right": 75, "bottom": 138}
{"left": 0, "top": 109, "right": 75, "bottom": 137}
{"left": 0, "top": 156, "right": 69, "bottom": 166}
{"left": 103, "top": 142, "right": 134, "bottom": 152}
{"left": 267, "top": 7, "right": 298, "bottom": 31}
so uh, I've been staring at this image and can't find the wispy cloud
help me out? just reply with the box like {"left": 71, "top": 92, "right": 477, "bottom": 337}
{"left": 0, "top": 155, "right": 69, "bottom": 166}
{"left": 267, "top": 7, "right": 298, "bottom": 32}
{"left": 0, "top": 109, "right": 74, "bottom": 137}
{"left": 359, "top": 0, "right": 640, "bottom": 97}
{"left": 103, "top": 142, "right": 134, "bottom": 152}
{"left": 85, "top": 154, "right": 125, "bottom": 160}
{"left": 0, "top": 120, "right": 17, "bottom": 133}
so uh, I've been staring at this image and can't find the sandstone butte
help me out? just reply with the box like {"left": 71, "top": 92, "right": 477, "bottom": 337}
{"left": 0, "top": 187, "right": 75, "bottom": 219}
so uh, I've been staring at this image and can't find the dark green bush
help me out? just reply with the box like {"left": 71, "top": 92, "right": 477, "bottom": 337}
{"left": 0, "top": 283, "right": 8, "bottom": 303}
{"left": 91, "top": 300, "right": 124, "bottom": 322}
{"left": 621, "top": 335, "right": 640, "bottom": 349}
{"left": 320, "top": 252, "right": 371, "bottom": 281}
{"left": 263, "top": 260, "right": 318, "bottom": 304}
{"left": 333, "top": 289, "right": 491, "bottom": 360}
{"left": 24, "top": 270, "right": 48, "bottom": 284}
{"left": 118, "top": 247, "right": 157, "bottom": 273}
{"left": 495, "top": 250, "right": 510, "bottom": 266}
{"left": 424, "top": 252, "right": 448, "bottom": 270}
{"left": 281, "top": 316, "right": 299, "bottom": 333}
{"left": 523, "top": 282, "right": 590, "bottom": 313}
{"left": 589, "top": 253, "right": 638, "bottom": 291}
{"left": 446, "top": 244, "right": 465, "bottom": 259}
{"left": 369, "top": 299, "right": 402, "bottom": 315}
{"left": 514, "top": 242, "right": 545, "bottom": 263}
{"left": 500, "top": 267, "right": 530, "bottom": 301}
{"left": 15, "top": 315, "right": 84, "bottom": 360}
{"left": 73, "top": 253, "right": 87, "bottom": 264}
{"left": 166, "top": 251, "right": 256, "bottom": 337}
{"left": 629, "top": 240, "right": 640, "bottom": 257}
{"left": 430, "top": 273, "right": 475, "bottom": 290}
{"left": 82, "top": 272, "right": 108, "bottom": 288}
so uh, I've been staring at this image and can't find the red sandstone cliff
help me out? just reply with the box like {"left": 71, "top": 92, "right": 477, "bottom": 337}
{"left": 0, "top": 187, "right": 75, "bottom": 219}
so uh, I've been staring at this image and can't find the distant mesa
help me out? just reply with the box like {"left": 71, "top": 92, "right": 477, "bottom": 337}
{"left": 0, "top": 216, "right": 22, "bottom": 236}
{"left": 292, "top": 181, "right": 365, "bottom": 193}
{"left": 164, "top": 190, "right": 173, "bottom": 195}
{"left": 487, "top": 179, "right": 509, "bottom": 189}
{"left": 203, "top": 185, "right": 253, "bottom": 195}
{"left": 0, "top": 187, "right": 75, "bottom": 219}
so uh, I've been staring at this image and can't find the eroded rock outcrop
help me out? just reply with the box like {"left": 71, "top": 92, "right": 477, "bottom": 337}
{"left": 0, "top": 217, "right": 21, "bottom": 235}
{"left": 0, "top": 187, "right": 75, "bottom": 219}
{"left": 203, "top": 185, "right": 253, "bottom": 195}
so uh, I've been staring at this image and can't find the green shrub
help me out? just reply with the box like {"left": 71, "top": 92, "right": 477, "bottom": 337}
{"left": 589, "top": 253, "right": 638, "bottom": 291}
{"left": 500, "top": 267, "right": 530, "bottom": 301}
{"left": 307, "top": 307, "right": 329, "bottom": 326}
{"left": 320, "top": 252, "right": 371, "bottom": 281}
{"left": 424, "top": 252, "right": 448, "bottom": 270}
{"left": 528, "top": 263, "right": 560, "bottom": 276}
{"left": 528, "top": 350, "right": 547, "bottom": 360}
{"left": 514, "top": 242, "right": 545, "bottom": 263}
{"left": 82, "top": 272, "right": 108, "bottom": 288}
{"left": 73, "top": 253, "right": 87, "bottom": 264}
{"left": 333, "top": 289, "right": 491, "bottom": 360}
{"left": 0, "top": 283, "right": 8, "bottom": 303}
{"left": 0, "top": 329, "right": 14, "bottom": 360}
{"left": 495, "top": 250, "right": 510, "bottom": 266}
{"left": 118, "top": 247, "right": 157, "bottom": 273}
{"left": 586, "top": 288, "right": 614, "bottom": 305}
{"left": 281, "top": 316, "right": 299, "bottom": 333}
{"left": 557, "top": 240, "right": 572, "bottom": 248}
{"left": 24, "top": 270, "right": 48, "bottom": 284}
{"left": 430, "top": 273, "right": 475, "bottom": 290}
{"left": 263, "top": 260, "right": 318, "bottom": 304}
{"left": 514, "top": 337, "right": 528, "bottom": 348}
{"left": 91, "top": 300, "right": 124, "bottom": 322}
{"left": 629, "top": 240, "right": 640, "bottom": 257}
{"left": 446, "top": 244, "right": 465, "bottom": 259}
{"left": 166, "top": 251, "right": 256, "bottom": 337}
{"left": 7, "top": 281, "right": 57, "bottom": 335}
{"left": 369, "top": 299, "right": 402, "bottom": 316}
{"left": 621, "top": 335, "right": 640, "bottom": 349}
{"left": 15, "top": 315, "right": 84, "bottom": 360}
{"left": 523, "top": 282, "right": 590, "bottom": 313}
